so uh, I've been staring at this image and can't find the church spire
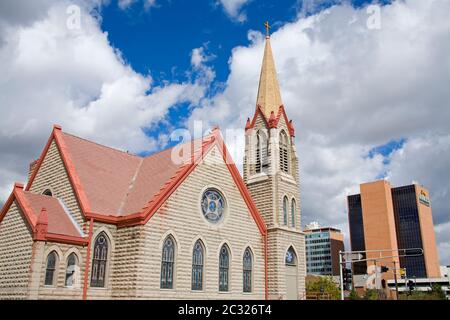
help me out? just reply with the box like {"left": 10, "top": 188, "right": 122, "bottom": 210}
{"left": 256, "top": 22, "right": 283, "bottom": 119}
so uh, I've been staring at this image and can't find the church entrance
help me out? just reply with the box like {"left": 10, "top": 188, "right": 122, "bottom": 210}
{"left": 285, "top": 246, "right": 298, "bottom": 300}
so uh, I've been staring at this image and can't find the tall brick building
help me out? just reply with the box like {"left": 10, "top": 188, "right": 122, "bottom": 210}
{"left": 0, "top": 32, "right": 306, "bottom": 300}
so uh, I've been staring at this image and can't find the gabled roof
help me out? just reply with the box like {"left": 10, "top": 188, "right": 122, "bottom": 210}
{"left": 23, "top": 126, "right": 267, "bottom": 235}
{"left": 0, "top": 183, "right": 87, "bottom": 245}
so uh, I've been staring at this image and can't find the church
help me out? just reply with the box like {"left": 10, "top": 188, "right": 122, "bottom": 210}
{"left": 0, "top": 31, "right": 306, "bottom": 300}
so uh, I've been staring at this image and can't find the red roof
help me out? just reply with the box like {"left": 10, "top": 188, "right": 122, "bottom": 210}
{"left": 0, "top": 183, "right": 87, "bottom": 245}
{"left": 21, "top": 126, "right": 267, "bottom": 235}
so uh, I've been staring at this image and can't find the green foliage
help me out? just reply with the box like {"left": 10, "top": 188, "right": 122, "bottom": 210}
{"left": 363, "top": 289, "right": 379, "bottom": 300}
{"left": 306, "top": 276, "right": 341, "bottom": 300}
{"left": 348, "top": 289, "right": 361, "bottom": 300}
{"left": 399, "top": 284, "right": 447, "bottom": 300}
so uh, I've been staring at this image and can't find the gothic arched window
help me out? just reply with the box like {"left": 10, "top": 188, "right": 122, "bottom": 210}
{"left": 191, "top": 240, "right": 204, "bottom": 291}
{"left": 90, "top": 233, "right": 108, "bottom": 288}
{"left": 285, "top": 246, "right": 297, "bottom": 266}
{"left": 219, "top": 244, "right": 230, "bottom": 292}
{"left": 42, "top": 189, "right": 53, "bottom": 197}
{"left": 161, "top": 236, "right": 175, "bottom": 289}
{"left": 243, "top": 247, "right": 253, "bottom": 293}
{"left": 65, "top": 253, "right": 78, "bottom": 287}
{"left": 256, "top": 130, "right": 268, "bottom": 173}
{"left": 283, "top": 196, "right": 289, "bottom": 226}
{"left": 279, "top": 131, "right": 289, "bottom": 173}
{"left": 291, "top": 199, "right": 296, "bottom": 227}
{"left": 44, "top": 251, "right": 58, "bottom": 286}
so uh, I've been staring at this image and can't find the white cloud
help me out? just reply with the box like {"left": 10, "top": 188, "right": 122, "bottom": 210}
{"left": 189, "top": 0, "right": 450, "bottom": 264}
{"left": 118, "top": 0, "right": 137, "bottom": 10}
{"left": 217, "top": 0, "right": 251, "bottom": 22}
{"left": 0, "top": 0, "right": 207, "bottom": 200}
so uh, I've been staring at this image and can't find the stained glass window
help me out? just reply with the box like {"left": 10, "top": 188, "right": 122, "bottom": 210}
{"left": 90, "top": 233, "right": 108, "bottom": 288}
{"left": 291, "top": 199, "right": 296, "bottom": 227}
{"left": 285, "top": 247, "right": 297, "bottom": 266}
{"left": 191, "top": 240, "right": 204, "bottom": 291}
{"left": 283, "top": 196, "right": 288, "bottom": 226}
{"left": 219, "top": 245, "right": 230, "bottom": 292}
{"left": 201, "top": 189, "right": 225, "bottom": 223}
{"left": 45, "top": 251, "right": 57, "bottom": 286}
{"left": 65, "top": 253, "right": 77, "bottom": 287}
{"left": 161, "top": 237, "right": 175, "bottom": 289}
{"left": 243, "top": 248, "right": 252, "bottom": 293}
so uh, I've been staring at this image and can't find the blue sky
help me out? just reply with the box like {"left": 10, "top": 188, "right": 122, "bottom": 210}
{"left": 100, "top": 0, "right": 392, "bottom": 144}
{"left": 1, "top": 0, "right": 449, "bottom": 264}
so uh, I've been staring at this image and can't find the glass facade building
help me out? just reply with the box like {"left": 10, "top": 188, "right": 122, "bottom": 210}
{"left": 305, "top": 226, "right": 344, "bottom": 276}
{"left": 347, "top": 194, "right": 367, "bottom": 275}
{"left": 391, "top": 185, "right": 427, "bottom": 278}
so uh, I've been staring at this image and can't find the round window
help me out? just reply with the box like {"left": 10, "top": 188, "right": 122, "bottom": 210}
{"left": 201, "top": 189, "right": 226, "bottom": 223}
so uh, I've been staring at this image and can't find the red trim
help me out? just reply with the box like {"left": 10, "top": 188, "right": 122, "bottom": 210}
{"left": 0, "top": 189, "right": 16, "bottom": 226}
{"left": 53, "top": 128, "right": 92, "bottom": 214}
{"left": 246, "top": 105, "right": 295, "bottom": 137}
{"left": 45, "top": 233, "right": 88, "bottom": 246}
{"left": 83, "top": 218, "right": 94, "bottom": 301}
{"left": 264, "top": 234, "right": 269, "bottom": 300}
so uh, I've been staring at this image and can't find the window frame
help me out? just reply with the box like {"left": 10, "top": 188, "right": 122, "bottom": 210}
{"left": 65, "top": 252, "right": 78, "bottom": 288}
{"left": 160, "top": 236, "right": 176, "bottom": 290}
{"left": 219, "top": 244, "right": 230, "bottom": 292}
{"left": 44, "top": 251, "right": 58, "bottom": 286}
{"left": 191, "top": 240, "right": 205, "bottom": 291}
{"left": 90, "top": 232, "right": 109, "bottom": 288}
{"left": 243, "top": 247, "right": 253, "bottom": 293}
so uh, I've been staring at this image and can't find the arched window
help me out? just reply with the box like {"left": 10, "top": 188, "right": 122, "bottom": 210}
{"left": 219, "top": 244, "right": 230, "bottom": 292}
{"left": 279, "top": 131, "right": 289, "bottom": 173}
{"left": 191, "top": 240, "right": 204, "bottom": 291}
{"left": 90, "top": 233, "right": 108, "bottom": 288}
{"left": 285, "top": 246, "right": 297, "bottom": 266}
{"left": 42, "top": 189, "right": 53, "bottom": 197}
{"left": 256, "top": 130, "right": 268, "bottom": 173}
{"left": 161, "top": 236, "right": 175, "bottom": 289}
{"left": 243, "top": 248, "right": 253, "bottom": 293}
{"left": 65, "top": 253, "right": 78, "bottom": 287}
{"left": 291, "top": 199, "right": 296, "bottom": 227}
{"left": 283, "top": 196, "right": 288, "bottom": 226}
{"left": 44, "top": 251, "right": 58, "bottom": 286}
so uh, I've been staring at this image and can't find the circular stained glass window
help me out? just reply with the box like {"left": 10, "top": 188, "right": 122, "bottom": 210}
{"left": 201, "top": 189, "right": 226, "bottom": 223}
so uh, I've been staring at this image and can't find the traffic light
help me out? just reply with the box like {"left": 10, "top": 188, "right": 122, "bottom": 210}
{"left": 343, "top": 268, "right": 352, "bottom": 290}
{"left": 380, "top": 266, "right": 389, "bottom": 273}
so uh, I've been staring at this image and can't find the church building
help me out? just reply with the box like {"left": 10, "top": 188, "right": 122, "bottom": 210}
{"left": 0, "top": 30, "right": 306, "bottom": 300}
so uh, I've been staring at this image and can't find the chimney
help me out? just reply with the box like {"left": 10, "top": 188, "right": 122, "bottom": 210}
{"left": 34, "top": 208, "right": 48, "bottom": 241}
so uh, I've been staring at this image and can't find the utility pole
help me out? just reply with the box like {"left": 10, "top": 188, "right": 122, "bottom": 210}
{"left": 393, "top": 260, "right": 399, "bottom": 300}
{"left": 339, "top": 251, "right": 344, "bottom": 301}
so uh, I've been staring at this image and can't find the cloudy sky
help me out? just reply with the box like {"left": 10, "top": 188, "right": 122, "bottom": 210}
{"left": 0, "top": 0, "right": 449, "bottom": 265}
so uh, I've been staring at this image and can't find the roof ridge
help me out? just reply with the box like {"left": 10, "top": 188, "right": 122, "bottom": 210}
{"left": 117, "top": 158, "right": 145, "bottom": 215}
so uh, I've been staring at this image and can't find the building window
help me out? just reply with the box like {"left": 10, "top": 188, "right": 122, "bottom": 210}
{"left": 285, "top": 247, "right": 297, "bottom": 266}
{"left": 219, "top": 244, "right": 230, "bottom": 292}
{"left": 201, "top": 188, "right": 226, "bottom": 224}
{"left": 291, "top": 199, "right": 296, "bottom": 227}
{"left": 44, "top": 251, "right": 58, "bottom": 286}
{"left": 279, "top": 131, "right": 289, "bottom": 173}
{"left": 42, "top": 189, "right": 53, "bottom": 197}
{"left": 161, "top": 236, "right": 175, "bottom": 289}
{"left": 243, "top": 248, "right": 253, "bottom": 293}
{"left": 283, "top": 196, "right": 288, "bottom": 226}
{"left": 90, "top": 233, "right": 108, "bottom": 288}
{"left": 256, "top": 130, "right": 268, "bottom": 174}
{"left": 191, "top": 240, "right": 204, "bottom": 291}
{"left": 65, "top": 253, "right": 78, "bottom": 287}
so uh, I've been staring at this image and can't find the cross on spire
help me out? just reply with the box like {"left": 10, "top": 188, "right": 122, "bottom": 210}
{"left": 264, "top": 21, "right": 271, "bottom": 37}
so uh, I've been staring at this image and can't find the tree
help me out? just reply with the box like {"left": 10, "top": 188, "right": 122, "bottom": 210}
{"left": 430, "top": 284, "right": 447, "bottom": 300}
{"left": 306, "top": 276, "right": 341, "bottom": 300}
{"left": 348, "top": 289, "right": 360, "bottom": 300}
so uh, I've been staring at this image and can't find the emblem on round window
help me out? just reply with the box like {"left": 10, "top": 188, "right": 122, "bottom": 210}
{"left": 201, "top": 189, "right": 225, "bottom": 223}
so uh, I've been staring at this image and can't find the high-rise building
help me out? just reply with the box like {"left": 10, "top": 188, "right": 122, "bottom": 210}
{"left": 304, "top": 223, "right": 344, "bottom": 276}
{"left": 348, "top": 180, "right": 440, "bottom": 279}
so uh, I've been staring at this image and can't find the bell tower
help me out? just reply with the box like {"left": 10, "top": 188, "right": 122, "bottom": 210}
{"left": 243, "top": 23, "right": 306, "bottom": 300}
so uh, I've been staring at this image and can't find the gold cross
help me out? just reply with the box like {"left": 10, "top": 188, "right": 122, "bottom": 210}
{"left": 264, "top": 21, "right": 271, "bottom": 37}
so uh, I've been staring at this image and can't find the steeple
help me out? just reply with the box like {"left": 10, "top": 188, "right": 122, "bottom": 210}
{"left": 256, "top": 23, "right": 283, "bottom": 119}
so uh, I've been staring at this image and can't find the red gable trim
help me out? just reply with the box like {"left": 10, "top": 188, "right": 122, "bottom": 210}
{"left": 0, "top": 184, "right": 88, "bottom": 246}
{"left": 247, "top": 105, "right": 295, "bottom": 137}
{"left": 26, "top": 125, "right": 92, "bottom": 219}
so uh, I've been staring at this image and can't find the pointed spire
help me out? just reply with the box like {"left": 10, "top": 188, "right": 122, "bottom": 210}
{"left": 256, "top": 24, "right": 283, "bottom": 119}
